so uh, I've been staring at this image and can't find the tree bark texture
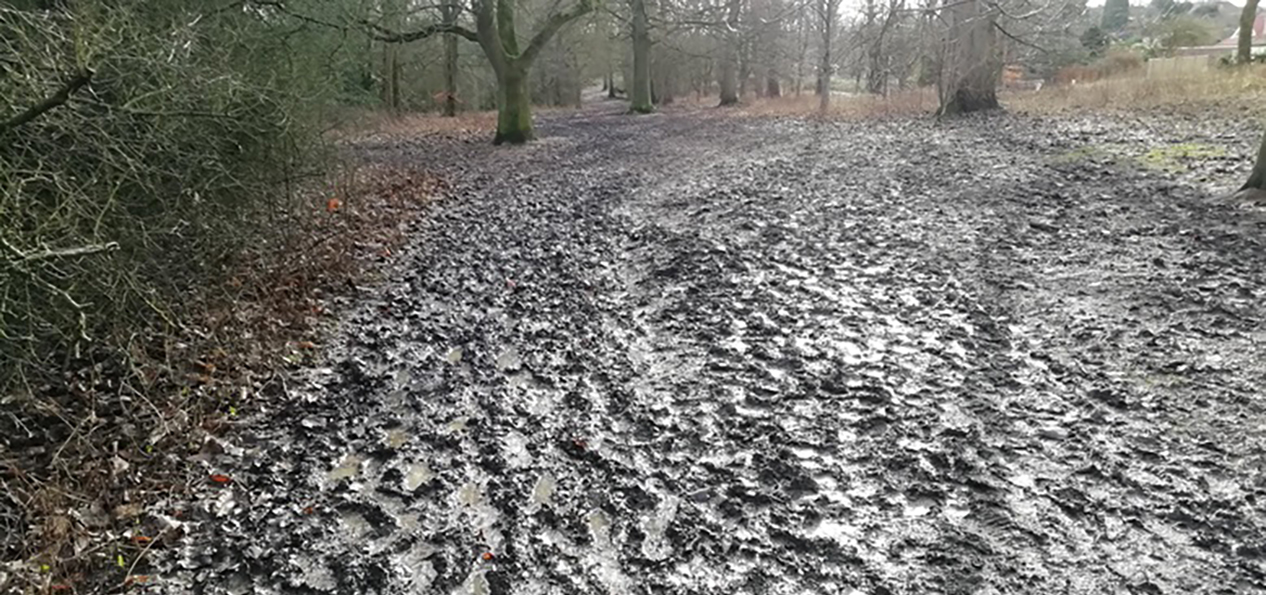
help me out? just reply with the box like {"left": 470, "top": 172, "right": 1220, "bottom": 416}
{"left": 1239, "top": 0, "right": 1261, "bottom": 65}
{"left": 630, "top": 0, "right": 654, "bottom": 113}
{"left": 938, "top": 0, "right": 1000, "bottom": 115}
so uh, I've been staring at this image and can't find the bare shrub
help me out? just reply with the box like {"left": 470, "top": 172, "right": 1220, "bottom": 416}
{"left": 0, "top": 3, "right": 353, "bottom": 589}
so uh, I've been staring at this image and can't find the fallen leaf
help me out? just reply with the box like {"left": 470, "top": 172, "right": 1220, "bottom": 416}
{"left": 481, "top": 552, "right": 494, "bottom": 561}
{"left": 209, "top": 474, "right": 231, "bottom": 484}
{"left": 132, "top": 535, "right": 152, "bottom": 545}
{"left": 296, "top": 341, "right": 317, "bottom": 350}
{"left": 327, "top": 197, "right": 342, "bottom": 213}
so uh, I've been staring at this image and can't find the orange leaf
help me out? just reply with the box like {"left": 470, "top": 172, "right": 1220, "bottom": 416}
{"left": 302, "top": 505, "right": 315, "bottom": 515}
{"left": 296, "top": 341, "right": 317, "bottom": 350}
{"left": 327, "top": 197, "right": 342, "bottom": 213}
{"left": 132, "top": 535, "right": 152, "bottom": 545}
{"left": 481, "top": 552, "right": 494, "bottom": 561}
{"left": 209, "top": 474, "right": 231, "bottom": 484}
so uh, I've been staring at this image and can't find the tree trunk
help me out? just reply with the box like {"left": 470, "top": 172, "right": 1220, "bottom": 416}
{"left": 719, "top": 51, "right": 739, "bottom": 104}
{"left": 1245, "top": 131, "right": 1266, "bottom": 190}
{"left": 938, "top": 0, "right": 999, "bottom": 115}
{"left": 630, "top": 0, "right": 654, "bottom": 113}
{"left": 391, "top": 50, "right": 402, "bottom": 110}
{"left": 380, "top": 43, "right": 399, "bottom": 110}
{"left": 495, "top": 66, "right": 533, "bottom": 144}
{"left": 661, "top": 67, "right": 675, "bottom": 104}
{"left": 817, "top": 0, "right": 836, "bottom": 112}
{"left": 470, "top": 0, "right": 593, "bottom": 144}
{"left": 1239, "top": 0, "right": 1261, "bottom": 65}
{"left": 766, "top": 68, "right": 781, "bottom": 97}
{"left": 442, "top": 0, "right": 460, "bottom": 116}
{"left": 718, "top": 0, "right": 742, "bottom": 106}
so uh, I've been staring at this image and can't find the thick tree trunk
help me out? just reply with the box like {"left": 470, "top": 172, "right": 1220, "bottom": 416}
{"left": 380, "top": 43, "right": 400, "bottom": 110}
{"left": 1239, "top": 0, "right": 1261, "bottom": 65}
{"left": 719, "top": 51, "right": 739, "bottom": 105}
{"left": 630, "top": 0, "right": 654, "bottom": 113}
{"left": 817, "top": 0, "right": 836, "bottom": 112}
{"left": 442, "top": 0, "right": 460, "bottom": 116}
{"left": 470, "top": 0, "right": 593, "bottom": 143}
{"left": 1245, "top": 131, "right": 1266, "bottom": 190}
{"left": 443, "top": 36, "right": 459, "bottom": 115}
{"left": 495, "top": 67, "right": 533, "bottom": 144}
{"left": 938, "top": 0, "right": 999, "bottom": 115}
{"left": 718, "top": 0, "right": 742, "bottom": 106}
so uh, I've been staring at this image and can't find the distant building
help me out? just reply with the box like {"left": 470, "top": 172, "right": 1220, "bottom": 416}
{"left": 1174, "top": 13, "right": 1266, "bottom": 57}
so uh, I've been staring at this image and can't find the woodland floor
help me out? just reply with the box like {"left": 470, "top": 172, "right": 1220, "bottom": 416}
{"left": 157, "top": 103, "right": 1266, "bottom": 594}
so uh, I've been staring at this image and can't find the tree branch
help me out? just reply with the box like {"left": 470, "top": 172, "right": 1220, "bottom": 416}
{"left": 0, "top": 69, "right": 93, "bottom": 136}
{"left": 5, "top": 242, "right": 120, "bottom": 266}
{"left": 994, "top": 21, "right": 1048, "bottom": 52}
{"left": 250, "top": 0, "right": 477, "bottom": 43}
{"left": 519, "top": 0, "right": 596, "bottom": 64}
{"left": 363, "top": 19, "right": 479, "bottom": 43}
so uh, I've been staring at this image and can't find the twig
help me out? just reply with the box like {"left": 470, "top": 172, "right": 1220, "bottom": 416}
{"left": 994, "top": 21, "right": 1049, "bottom": 52}
{"left": 0, "top": 68, "right": 93, "bottom": 136}
{"left": 122, "top": 532, "right": 161, "bottom": 587}
{"left": 6, "top": 242, "right": 119, "bottom": 265}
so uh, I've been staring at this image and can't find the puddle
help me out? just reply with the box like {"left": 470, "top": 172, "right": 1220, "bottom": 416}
{"left": 527, "top": 473, "right": 557, "bottom": 513}
{"left": 496, "top": 347, "right": 523, "bottom": 371}
{"left": 328, "top": 453, "right": 364, "bottom": 482}
{"left": 403, "top": 462, "right": 434, "bottom": 491}
{"left": 385, "top": 428, "right": 409, "bottom": 449}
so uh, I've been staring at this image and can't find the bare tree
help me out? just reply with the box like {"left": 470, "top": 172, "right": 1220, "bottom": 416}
{"left": 865, "top": 0, "right": 903, "bottom": 94}
{"left": 718, "top": 0, "right": 743, "bottom": 105}
{"left": 1239, "top": 0, "right": 1261, "bottom": 65}
{"left": 631, "top": 0, "right": 655, "bottom": 112}
{"left": 938, "top": 0, "right": 1000, "bottom": 115}
{"left": 469, "top": 0, "right": 595, "bottom": 143}
{"left": 442, "top": 0, "right": 461, "bottom": 116}
{"left": 815, "top": 0, "right": 841, "bottom": 112}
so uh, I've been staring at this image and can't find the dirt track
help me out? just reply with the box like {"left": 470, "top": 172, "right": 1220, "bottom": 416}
{"left": 162, "top": 105, "right": 1266, "bottom": 594}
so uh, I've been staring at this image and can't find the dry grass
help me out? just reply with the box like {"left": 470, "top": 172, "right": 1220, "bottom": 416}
{"left": 331, "top": 106, "right": 589, "bottom": 143}
{"left": 1003, "top": 66, "right": 1266, "bottom": 115}
{"left": 333, "top": 110, "right": 500, "bottom": 142}
{"left": 736, "top": 88, "right": 940, "bottom": 120}
{"left": 701, "top": 65, "right": 1266, "bottom": 121}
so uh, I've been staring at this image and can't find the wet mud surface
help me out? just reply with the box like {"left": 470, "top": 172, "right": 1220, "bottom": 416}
{"left": 162, "top": 106, "right": 1266, "bottom": 594}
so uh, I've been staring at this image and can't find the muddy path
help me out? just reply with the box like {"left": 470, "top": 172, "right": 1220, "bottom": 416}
{"left": 161, "top": 105, "right": 1266, "bottom": 594}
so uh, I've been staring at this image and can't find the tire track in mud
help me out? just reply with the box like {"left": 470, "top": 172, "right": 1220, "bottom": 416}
{"left": 162, "top": 108, "right": 1266, "bottom": 595}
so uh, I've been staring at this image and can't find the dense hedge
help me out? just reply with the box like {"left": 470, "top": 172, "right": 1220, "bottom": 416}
{"left": 0, "top": 2, "right": 346, "bottom": 391}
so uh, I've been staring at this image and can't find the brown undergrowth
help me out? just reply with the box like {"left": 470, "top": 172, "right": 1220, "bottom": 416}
{"left": 702, "top": 65, "right": 1266, "bottom": 121}
{"left": 0, "top": 161, "right": 443, "bottom": 595}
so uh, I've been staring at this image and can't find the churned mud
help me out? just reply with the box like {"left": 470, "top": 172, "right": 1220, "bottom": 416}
{"left": 157, "top": 105, "right": 1266, "bottom": 594}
